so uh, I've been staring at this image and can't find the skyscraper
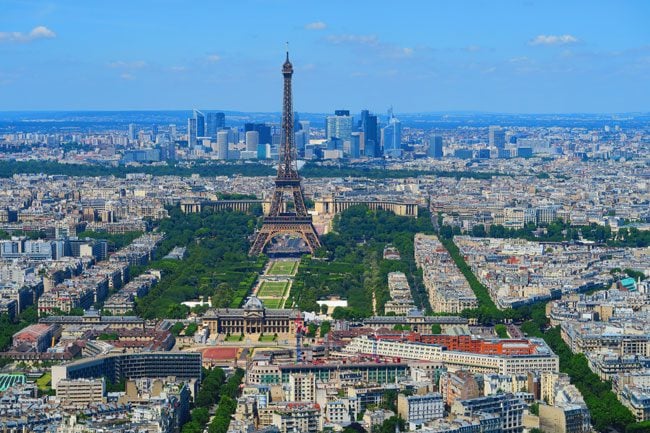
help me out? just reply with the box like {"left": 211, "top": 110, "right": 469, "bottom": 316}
{"left": 350, "top": 132, "right": 361, "bottom": 158}
{"left": 245, "top": 131, "right": 259, "bottom": 152}
{"left": 489, "top": 126, "right": 506, "bottom": 149}
{"left": 295, "top": 131, "right": 307, "bottom": 156}
{"left": 360, "top": 110, "right": 378, "bottom": 157}
{"left": 382, "top": 115, "right": 402, "bottom": 157}
{"left": 428, "top": 134, "right": 444, "bottom": 158}
{"left": 245, "top": 123, "right": 272, "bottom": 145}
{"left": 217, "top": 130, "right": 229, "bottom": 160}
{"left": 299, "top": 120, "right": 310, "bottom": 137}
{"left": 194, "top": 110, "right": 205, "bottom": 137}
{"left": 187, "top": 118, "right": 197, "bottom": 147}
{"left": 207, "top": 112, "right": 225, "bottom": 138}
{"left": 326, "top": 110, "right": 353, "bottom": 143}
{"left": 128, "top": 124, "right": 137, "bottom": 141}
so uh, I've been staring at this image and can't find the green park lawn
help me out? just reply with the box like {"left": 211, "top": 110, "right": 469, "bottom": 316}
{"left": 260, "top": 298, "right": 284, "bottom": 308}
{"left": 257, "top": 281, "right": 289, "bottom": 297}
{"left": 268, "top": 261, "right": 298, "bottom": 275}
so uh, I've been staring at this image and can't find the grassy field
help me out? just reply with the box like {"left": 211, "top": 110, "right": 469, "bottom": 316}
{"left": 268, "top": 261, "right": 298, "bottom": 276}
{"left": 225, "top": 334, "right": 243, "bottom": 342}
{"left": 259, "top": 335, "right": 276, "bottom": 342}
{"left": 36, "top": 372, "right": 51, "bottom": 391}
{"left": 257, "top": 281, "right": 289, "bottom": 297}
{"left": 261, "top": 298, "right": 284, "bottom": 308}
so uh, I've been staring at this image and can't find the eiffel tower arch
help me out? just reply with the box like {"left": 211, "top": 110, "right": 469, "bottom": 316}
{"left": 249, "top": 50, "right": 321, "bottom": 256}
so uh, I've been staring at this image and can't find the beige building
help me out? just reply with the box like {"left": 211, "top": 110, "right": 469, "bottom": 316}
{"left": 56, "top": 378, "right": 105, "bottom": 406}
{"left": 288, "top": 373, "right": 316, "bottom": 402}
{"left": 314, "top": 196, "right": 418, "bottom": 218}
{"left": 202, "top": 296, "right": 299, "bottom": 336}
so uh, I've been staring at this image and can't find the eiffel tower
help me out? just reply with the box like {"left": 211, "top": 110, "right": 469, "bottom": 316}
{"left": 248, "top": 50, "right": 321, "bottom": 256}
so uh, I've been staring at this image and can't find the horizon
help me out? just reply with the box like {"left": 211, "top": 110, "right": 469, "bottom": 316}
{"left": 1, "top": 1, "right": 649, "bottom": 113}
{"left": 1, "top": 109, "right": 649, "bottom": 116}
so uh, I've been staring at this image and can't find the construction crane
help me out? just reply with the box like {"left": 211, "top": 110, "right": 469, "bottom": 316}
{"left": 294, "top": 311, "right": 306, "bottom": 363}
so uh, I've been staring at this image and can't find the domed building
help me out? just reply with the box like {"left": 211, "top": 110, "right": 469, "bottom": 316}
{"left": 203, "top": 296, "right": 300, "bottom": 337}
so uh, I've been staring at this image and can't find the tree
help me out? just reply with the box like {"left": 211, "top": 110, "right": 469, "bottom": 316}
{"left": 377, "top": 416, "right": 405, "bottom": 433}
{"left": 471, "top": 224, "right": 486, "bottom": 237}
{"left": 495, "top": 324, "right": 509, "bottom": 338}
{"left": 319, "top": 321, "right": 331, "bottom": 337}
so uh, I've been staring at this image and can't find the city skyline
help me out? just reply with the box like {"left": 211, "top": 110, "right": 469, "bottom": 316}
{"left": 0, "top": 0, "right": 648, "bottom": 113}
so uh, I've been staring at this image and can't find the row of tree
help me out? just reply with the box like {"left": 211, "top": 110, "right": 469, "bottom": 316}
{"left": 0, "top": 160, "right": 275, "bottom": 178}
{"left": 519, "top": 306, "right": 640, "bottom": 432}
{"left": 300, "top": 162, "right": 503, "bottom": 180}
{"left": 204, "top": 368, "right": 245, "bottom": 433}
{"left": 75, "top": 230, "right": 144, "bottom": 251}
{"left": 134, "top": 207, "right": 265, "bottom": 319}
{"left": 0, "top": 159, "right": 506, "bottom": 182}
{"left": 291, "top": 206, "right": 435, "bottom": 318}
{"left": 181, "top": 367, "right": 226, "bottom": 433}
{"left": 461, "top": 220, "right": 649, "bottom": 248}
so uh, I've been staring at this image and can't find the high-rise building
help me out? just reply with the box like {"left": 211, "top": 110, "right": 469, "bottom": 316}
{"left": 382, "top": 115, "right": 402, "bottom": 157}
{"left": 294, "top": 112, "right": 302, "bottom": 132}
{"left": 194, "top": 110, "right": 205, "bottom": 137}
{"left": 169, "top": 124, "right": 177, "bottom": 140}
{"left": 428, "top": 134, "right": 444, "bottom": 158}
{"left": 216, "top": 131, "right": 229, "bottom": 160}
{"left": 295, "top": 131, "right": 307, "bottom": 156}
{"left": 299, "top": 120, "right": 310, "bottom": 137}
{"left": 245, "top": 123, "right": 272, "bottom": 145}
{"left": 360, "top": 110, "right": 378, "bottom": 157}
{"left": 245, "top": 131, "right": 259, "bottom": 152}
{"left": 206, "top": 112, "right": 225, "bottom": 138}
{"left": 326, "top": 110, "right": 353, "bottom": 143}
{"left": 489, "top": 126, "right": 506, "bottom": 149}
{"left": 350, "top": 132, "right": 361, "bottom": 158}
{"left": 128, "top": 124, "right": 137, "bottom": 141}
{"left": 187, "top": 118, "right": 197, "bottom": 147}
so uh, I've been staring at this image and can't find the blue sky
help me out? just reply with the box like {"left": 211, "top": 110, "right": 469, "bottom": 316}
{"left": 0, "top": 0, "right": 648, "bottom": 113}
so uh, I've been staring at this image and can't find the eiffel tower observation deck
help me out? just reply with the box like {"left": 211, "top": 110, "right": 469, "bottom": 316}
{"left": 248, "top": 49, "right": 321, "bottom": 256}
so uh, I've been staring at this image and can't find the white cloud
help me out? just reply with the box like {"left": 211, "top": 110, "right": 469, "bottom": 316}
{"left": 529, "top": 34, "right": 579, "bottom": 46}
{"left": 169, "top": 66, "right": 188, "bottom": 72}
{"left": 0, "top": 25, "right": 56, "bottom": 43}
{"left": 206, "top": 54, "right": 221, "bottom": 63}
{"left": 120, "top": 73, "right": 135, "bottom": 80}
{"left": 304, "top": 21, "right": 327, "bottom": 30}
{"left": 108, "top": 60, "right": 147, "bottom": 69}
